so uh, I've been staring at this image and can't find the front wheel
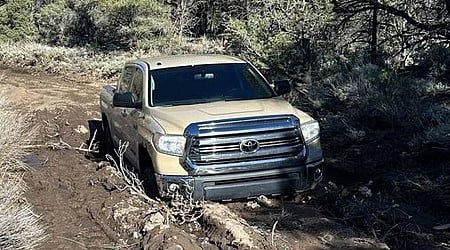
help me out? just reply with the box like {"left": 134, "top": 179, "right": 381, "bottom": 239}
{"left": 101, "top": 122, "right": 114, "bottom": 155}
{"left": 142, "top": 166, "right": 160, "bottom": 199}
{"left": 140, "top": 150, "right": 160, "bottom": 199}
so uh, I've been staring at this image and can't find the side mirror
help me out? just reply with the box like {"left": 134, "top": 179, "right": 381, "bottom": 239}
{"left": 113, "top": 92, "right": 141, "bottom": 108}
{"left": 274, "top": 80, "right": 291, "bottom": 95}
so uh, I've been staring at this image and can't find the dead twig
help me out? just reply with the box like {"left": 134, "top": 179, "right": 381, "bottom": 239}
{"left": 88, "top": 129, "right": 97, "bottom": 151}
{"left": 21, "top": 136, "right": 99, "bottom": 154}
{"left": 106, "top": 141, "right": 154, "bottom": 203}
{"left": 271, "top": 220, "right": 279, "bottom": 246}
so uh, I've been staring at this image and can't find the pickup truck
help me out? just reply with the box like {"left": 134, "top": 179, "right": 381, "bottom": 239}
{"left": 100, "top": 54, "right": 323, "bottom": 201}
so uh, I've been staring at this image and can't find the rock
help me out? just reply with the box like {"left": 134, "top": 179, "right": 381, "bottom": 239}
{"left": 256, "top": 195, "right": 280, "bottom": 207}
{"left": 143, "top": 212, "right": 166, "bottom": 232}
{"left": 75, "top": 125, "right": 89, "bottom": 134}
{"left": 245, "top": 201, "right": 260, "bottom": 209}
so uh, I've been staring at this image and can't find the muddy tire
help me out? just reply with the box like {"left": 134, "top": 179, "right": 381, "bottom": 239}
{"left": 101, "top": 121, "right": 114, "bottom": 155}
{"left": 140, "top": 152, "right": 160, "bottom": 199}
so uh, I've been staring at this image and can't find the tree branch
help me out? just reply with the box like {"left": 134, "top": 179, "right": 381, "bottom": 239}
{"left": 367, "top": 0, "right": 450, "bottom": 32}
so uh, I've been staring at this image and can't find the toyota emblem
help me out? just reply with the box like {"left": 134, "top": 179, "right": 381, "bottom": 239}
{"left": 240, "top": 138, "right": 260, "bottom": 153}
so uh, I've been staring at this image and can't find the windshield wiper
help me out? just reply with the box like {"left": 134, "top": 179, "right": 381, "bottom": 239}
{"left": 158, "top": 97, "right": 225, "bottom": 106}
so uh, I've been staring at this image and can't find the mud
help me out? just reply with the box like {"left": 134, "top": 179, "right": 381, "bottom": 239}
{"left": 1, "top": 66, "right": 448, "bottom": 250}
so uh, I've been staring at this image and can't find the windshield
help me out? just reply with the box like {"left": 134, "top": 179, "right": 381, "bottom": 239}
{"left": 150, "top": 63, "right": 274, "bottom": 106}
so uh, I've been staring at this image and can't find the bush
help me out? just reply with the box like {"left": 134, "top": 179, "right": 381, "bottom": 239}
{"left": 0, "top": 96, "right": 46, "bottom": 249}
{"left": 64, "top": 0, "right": 176, "bottom": 50}
{"left": 34, "top": 0, "right": 177, "bottom": 50}
{"left": 414, "top": 45, "right": 450, "bottom": 82}
{"left": 35, "top": 1, "right": 72, "bottom": 45}
{"left": 295, "top": 60, "right": 450, "bottom": 151}
{"left": 301, "top": 63, "right": 434, "bottom": 131}
{"left": 0, "top": 40, "right": 224, "bottom": 79}
{"left": 0, "top": 0, "right": 37, "bottom": 42}
{"left": 225, "top": 0, "right": 334, "bottom": 77}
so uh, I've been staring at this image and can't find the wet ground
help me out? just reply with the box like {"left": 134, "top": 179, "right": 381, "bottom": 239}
{"left": 1, "top": 66, "right": 448, "bottom": 249}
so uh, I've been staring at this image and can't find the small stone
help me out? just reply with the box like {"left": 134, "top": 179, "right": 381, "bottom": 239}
{"left": 245, "top": 201, "right": 260, "bottom": 209}
{"left": 133, "top": 231, "right": 141, "bottom": 239}
{"left": 143, "top": 212, "right": 165, "bottom": 232}
{"left": 256, "top": 195, "right": 279, "bottom": 207}
{"left": 75, "top": 125, "right": 89, "bottom": 134}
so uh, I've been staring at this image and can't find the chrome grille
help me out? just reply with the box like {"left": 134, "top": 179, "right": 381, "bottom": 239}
{"left": 186, "top": 115, "right": 305, "bottom": 165}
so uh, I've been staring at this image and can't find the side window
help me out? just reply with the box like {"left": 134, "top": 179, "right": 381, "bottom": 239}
{"left": 130, "top": 68, "right": 144, "bottom": 103}
{"left": 118, "top": 66, "right": 134, "bottom": 93}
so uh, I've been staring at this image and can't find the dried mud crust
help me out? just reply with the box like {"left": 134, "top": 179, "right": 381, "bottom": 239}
{"left": 2, "top": 66, "right": 447, "bottom": 250}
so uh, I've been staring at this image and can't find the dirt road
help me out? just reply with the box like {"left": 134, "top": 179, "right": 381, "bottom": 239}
{"left": 0, "top": 67, "right": 422, "bottom": 249}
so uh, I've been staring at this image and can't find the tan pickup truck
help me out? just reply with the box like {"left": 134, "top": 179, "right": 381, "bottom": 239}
{"left": 100, "top": 54, "right": 323, "bottom": 201}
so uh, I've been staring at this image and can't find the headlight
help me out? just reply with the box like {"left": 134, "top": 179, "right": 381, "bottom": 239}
{"left": 301, "top": 120, "right": 320, "bottom": 143}
{"left": 152, "top": 133, "right": 186, "bottom": 156}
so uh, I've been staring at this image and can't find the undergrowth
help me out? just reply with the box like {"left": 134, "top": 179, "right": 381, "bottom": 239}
{"left": 0, "top": 95, "right": 46, "bottom": 249}
{"left": 296, "top": 62, "right": 450, "bottom": 153}
{"left": 297, "top": 60, "right": 450, "bottom": 249}
{"left": 0, "top": 40, "right": 224, "bottom": 79}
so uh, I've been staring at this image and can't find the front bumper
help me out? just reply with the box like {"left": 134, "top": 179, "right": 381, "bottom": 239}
{"left": 155, "top": 160, "right": 323, "bottom": 201}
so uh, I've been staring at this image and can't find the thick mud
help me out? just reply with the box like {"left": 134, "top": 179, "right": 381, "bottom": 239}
{"left": 1, "top": 67, "right": 448, "bottom": 249}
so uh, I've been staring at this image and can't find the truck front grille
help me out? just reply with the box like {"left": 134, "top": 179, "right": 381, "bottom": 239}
{"left": 185, "top": 115, "right": 305, "bottom": 166}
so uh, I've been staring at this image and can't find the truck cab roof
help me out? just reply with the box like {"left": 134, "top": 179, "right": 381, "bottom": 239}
{"left": 131, "top": 54, "right": 246, "bottom": 70}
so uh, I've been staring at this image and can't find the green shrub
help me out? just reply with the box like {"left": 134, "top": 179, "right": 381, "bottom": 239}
{"left": 225, "top": 0, "right": 334, "bottom": 77}
{"left": 301, "top": 62, "right": 441, "bottom": 137}
{"left": 0, "top": 0, "right": 37, "bottom": 41}
{"left": 414, "top": 45, "right": 450, "bottom": 82}
{"left": 35, "top": 1, "right": 72, "bottom": 45}
{"left": 65, "top": 0, "right": 175, "bottom": 50}
{"left": 34, "top": 0, "right": 177, "bottom": 50}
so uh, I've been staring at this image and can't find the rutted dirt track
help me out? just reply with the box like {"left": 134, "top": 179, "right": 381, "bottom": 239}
{"left": 0, "top": 68, "right": 126, "bottom": 249}
{"left": 2, "top": 67, "right": 446, "bottom": 249}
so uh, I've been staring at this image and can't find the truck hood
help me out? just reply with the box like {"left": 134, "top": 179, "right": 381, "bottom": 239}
{"left": 150, "top": 98, "right": 313, "bottom": 135}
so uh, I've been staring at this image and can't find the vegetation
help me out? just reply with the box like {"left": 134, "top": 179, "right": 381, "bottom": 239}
{"left": 0, "top": 96, "right": 46, "bottom": 249}
{"left": 0, "top": 0, "right": 448, "bottom": 248}
{"left": 0, "top": 0, "right": 36, "bottom": 41}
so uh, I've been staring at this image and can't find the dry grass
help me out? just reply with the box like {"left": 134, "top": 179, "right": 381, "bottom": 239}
{"left": 0, "top": 174, "right": 46, "bottom": 250}
{"left": 0, "top": 96, "right": 37, "bottom": 171}
{"left": 0, "top": 95, "right": 46, "bottom": 249}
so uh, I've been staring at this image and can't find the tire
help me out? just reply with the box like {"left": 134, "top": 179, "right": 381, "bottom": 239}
{"left": 140, "top": 151, "right": 160, "bottom": 199}
{"left": 101, "top": 121, "right": 114, "bottom": 155}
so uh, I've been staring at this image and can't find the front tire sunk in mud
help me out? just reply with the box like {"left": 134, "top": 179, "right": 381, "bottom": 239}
{"left": 101, "top": 121, "right": 114, "bottom": 155}
{"left": 140, "top": 151, "right": 160, "bottom": 199}
{"left": 143, "top": 167, "right": 160, "bottom": 199}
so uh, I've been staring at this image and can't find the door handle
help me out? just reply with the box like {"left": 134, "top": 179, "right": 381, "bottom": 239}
{"left": 121, "top": 110, "right": 128, "bottom": 117}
